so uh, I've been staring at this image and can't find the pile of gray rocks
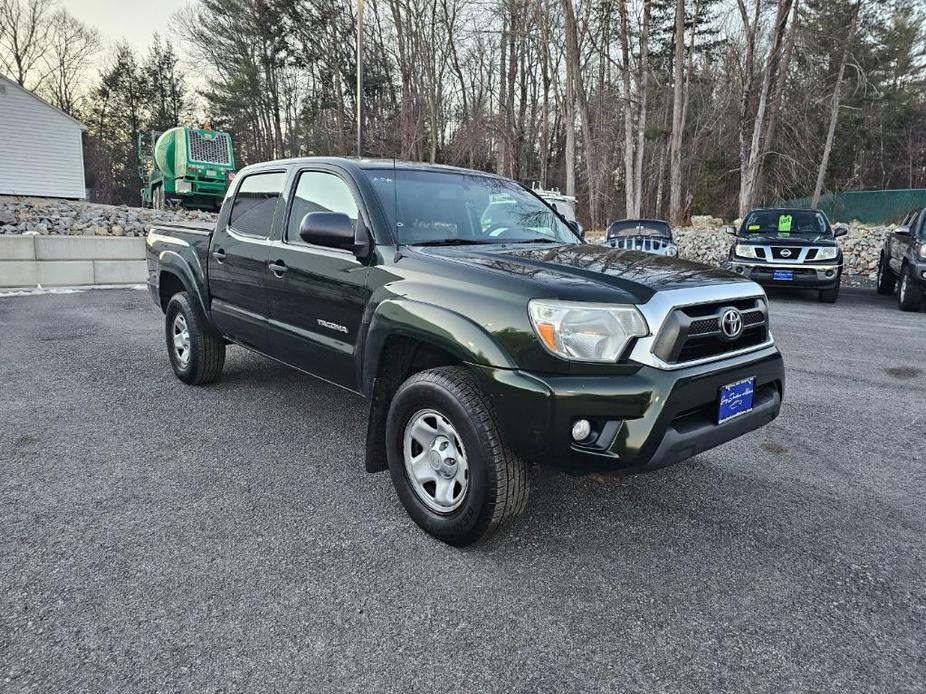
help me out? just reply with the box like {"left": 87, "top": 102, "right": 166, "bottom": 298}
{"left": 0, "top": 196, "right": 888, "bottom": 281}
{"left": 0, "top": 197, "right": 217, "bottom": 237}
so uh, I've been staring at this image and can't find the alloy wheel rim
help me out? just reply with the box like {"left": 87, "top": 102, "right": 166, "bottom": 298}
{"left": 403, "top": 408, "right": 470, "bottom": 513}
{"left": 172, "top": 313, "right": 191, "bottom": 367}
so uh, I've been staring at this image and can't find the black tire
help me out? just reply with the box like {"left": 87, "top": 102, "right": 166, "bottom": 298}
{"left": 818, "top": 280, "right": 840, "bottom": 303}
{"left": 385, "top": 366, "right": 528, "bottom": 546}
{"left": 876, "top": 253, "right": 896, "bottom": 295}
{"left": 164, "top": 291, "right": 225, "bottom": 384}
{"left": 897, "top": 264, "right": 924, "bottom": 312}
{"left": 152, "top": 184, "right": 164, "bottom": 211}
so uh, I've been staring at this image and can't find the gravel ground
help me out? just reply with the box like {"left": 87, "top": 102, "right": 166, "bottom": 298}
{"left": 1, "top": 286, "right": 924, "bottom": 693}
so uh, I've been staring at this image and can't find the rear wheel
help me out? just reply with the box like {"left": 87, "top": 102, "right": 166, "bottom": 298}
{"left": 897, "top": 265, "right": 924, "bottom": 312}
{"left": 876, "top": 253, "right": 896, "bottom": 295}
{"left": 165, "top": 291, "right": 225, "bottom": 384}
{"left": 385, "top": 366, "right": 528, "bottom": 546}
{"left": 152, "top": 184, "right": 165, "bottom": 211}
{"left": 818, "top": 279, "right": 840, "bottom": 303}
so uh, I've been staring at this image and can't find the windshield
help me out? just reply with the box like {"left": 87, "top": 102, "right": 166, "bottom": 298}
{"left": 608, "top": 220, "right": 671, "bottom": 239}
{"left": 367, "top": 168, "right": 580, "bottom": 246}
{"left": 741, "top": 210, "right": 830, "bottom": 237}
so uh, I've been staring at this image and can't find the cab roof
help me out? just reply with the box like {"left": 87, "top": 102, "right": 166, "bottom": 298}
{"left": 239, "top": 156, "right": 508, "bottom": 181}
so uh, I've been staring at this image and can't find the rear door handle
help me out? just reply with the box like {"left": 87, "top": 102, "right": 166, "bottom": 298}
{"left": 268, "top": 260, "right": 288, "bottom": 276}
{"left": 212, "top": 248, "right": 226, "bottom": 263}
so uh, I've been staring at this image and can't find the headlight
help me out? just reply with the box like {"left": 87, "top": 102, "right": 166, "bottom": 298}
{"left": 919, "top": 244, "right": 926, "bottom": 260}
{"left": 815, "top": 247, "right": 838, "bottom": 260}
{"left": 527, "top": 300, "right": 648, "bottom": 362}
{"left": 665, "top": 245, "right": 678, "bottom": 257}
{"left": 734, "top": 244, "right": 758, "bottom": 259}
{"left": 175, "top": 180, "right": 192, "bottom": 194}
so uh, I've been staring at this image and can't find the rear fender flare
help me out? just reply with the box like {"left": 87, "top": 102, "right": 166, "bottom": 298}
{"left": 157, "top": 250, "right": 208, "bottom": 318}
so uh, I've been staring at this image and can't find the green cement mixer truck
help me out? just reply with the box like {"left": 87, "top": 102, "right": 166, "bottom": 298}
{"left": 139, "top": 127, "right": 236, "bottom": 211}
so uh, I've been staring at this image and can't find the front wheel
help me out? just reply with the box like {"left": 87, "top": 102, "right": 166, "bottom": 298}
{"left": 818, "top": 280, "right": 840, "bottom": 303}
{"left": 876, "top": 253, "right": 896, "bottom": 295}
{"left": 385, "top": 366, "right": 528, "bottom": 546}
{"left": 165, "top": 291, "right": 226, "bottom": 384}
{"left": 897, "top": 265, "right": 924, "bottom": 312}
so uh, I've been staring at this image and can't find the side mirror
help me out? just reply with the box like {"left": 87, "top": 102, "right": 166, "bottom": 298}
{"left": 567, "top": 219, "right": 584, "bottom": 239}
{"left": 832, "top": 223, "right": 848, "bottom": 238}
{"left": 299, "top": 212, "right": 370, "bottom": 259}
{"left": 724, "top": 225, "right": 738, "bottom": 236}
{"left": 895, "top": 225, "right": 910, "bottom": 236}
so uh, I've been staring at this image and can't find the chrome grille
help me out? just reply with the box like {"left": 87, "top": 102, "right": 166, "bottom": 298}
{"left": 652, "top": 297, "right": 770, "bottom": 364}
{"left": 608, "top": 236, "right": 672, "bottom": 254}
{"left": 770, "top": 247, "right": 798, "bottom": 260}
{"left": 188, "top": 131, "right": 231, "bottom": 164}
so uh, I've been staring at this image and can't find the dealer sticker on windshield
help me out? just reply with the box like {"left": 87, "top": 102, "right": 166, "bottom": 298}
{"left": 718, "top": 377, "right": 755, "bottom": 424}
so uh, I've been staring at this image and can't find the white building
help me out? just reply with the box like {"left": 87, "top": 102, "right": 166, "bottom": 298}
{"left": 0, "top": 74, "right": 87, "bottom": 199}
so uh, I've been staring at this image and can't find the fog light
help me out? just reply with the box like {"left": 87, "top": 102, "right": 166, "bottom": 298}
{"left": 825, "top": 270, "right": 834, "bottom": 278}
{"left": 571, "top": 419, "right": 592, "bottom": 442}
{"left": 734, "top": 266, "right": 745, "bottom": 274}
{"left": 921, "top": 270, "right": 926, "bottom": 280}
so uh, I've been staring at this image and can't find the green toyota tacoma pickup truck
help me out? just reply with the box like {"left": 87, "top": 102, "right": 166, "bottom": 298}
{"left": 146, "top": 158, "right": 785, "bottom": 546}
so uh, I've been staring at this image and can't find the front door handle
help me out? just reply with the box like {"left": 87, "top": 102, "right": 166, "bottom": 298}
{"left": 212, "top": 248, "right": 226, "bottom": 263}
{"left": 268, "top": 260, "right": 288, "bottom": 276}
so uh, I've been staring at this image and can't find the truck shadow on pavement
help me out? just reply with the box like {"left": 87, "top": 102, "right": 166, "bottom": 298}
{"left": 214, "top": 349, "right": 873, "bottom": 575}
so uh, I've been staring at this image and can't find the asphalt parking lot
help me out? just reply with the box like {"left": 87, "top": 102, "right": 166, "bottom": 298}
{"left": 1, "top": 286, "right": 924, "bottom": 692}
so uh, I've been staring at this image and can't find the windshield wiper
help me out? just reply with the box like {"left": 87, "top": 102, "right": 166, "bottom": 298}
{"left": 410, "top": 238, "right": 495, "bottom": 247}
{"left": 498, "top": 238, "right": 562, "bottom": 244}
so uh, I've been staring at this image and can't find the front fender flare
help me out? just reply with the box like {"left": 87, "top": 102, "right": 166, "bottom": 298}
{"left": 360, "top": 298, "right": 516, "bottom": 395}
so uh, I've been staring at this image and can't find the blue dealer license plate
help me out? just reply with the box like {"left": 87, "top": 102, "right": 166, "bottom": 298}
{"left": 772, "top": 270, "right": 793, "bottom": 281}
{"left": 718, "top": 377, "right": 755, "bottom": 424}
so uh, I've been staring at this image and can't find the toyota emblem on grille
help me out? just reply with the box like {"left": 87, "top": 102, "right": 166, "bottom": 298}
{"left": 720, "top": 308, "right": 743, "bottom": 340}
{"left": 780, "top": 248, "right": 792, "bottom": 257}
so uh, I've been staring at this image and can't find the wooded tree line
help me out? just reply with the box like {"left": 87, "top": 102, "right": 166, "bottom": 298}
{"left": 2, "top": 0, "right": 924, "bottom": 224}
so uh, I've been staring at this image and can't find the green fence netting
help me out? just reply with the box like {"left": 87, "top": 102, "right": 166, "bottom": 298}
{"left": 776, "top": 189, "right": 926, "bottom": 224}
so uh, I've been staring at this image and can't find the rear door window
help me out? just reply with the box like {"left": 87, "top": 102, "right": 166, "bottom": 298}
{"left": 229, "top": 171, "right": 286, "bottom": 238}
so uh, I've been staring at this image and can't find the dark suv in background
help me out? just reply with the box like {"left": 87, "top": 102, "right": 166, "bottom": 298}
{"left": 603, "top": 218, "right": 679, "bottom": 256}
{"left": 726, "top": 208, "right": 847, "bottom": 303}
{"left": 877, "top": 207, "right": 926, "bottom": 311}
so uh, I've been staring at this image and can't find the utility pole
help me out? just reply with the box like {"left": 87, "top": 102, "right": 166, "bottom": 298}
{"left": 356, "top": 0, "right": 365, "bottom": 157}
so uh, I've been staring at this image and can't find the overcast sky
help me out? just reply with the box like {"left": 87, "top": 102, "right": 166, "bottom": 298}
{"left": 62, "top": 0, "right": 191, "bottom": 54}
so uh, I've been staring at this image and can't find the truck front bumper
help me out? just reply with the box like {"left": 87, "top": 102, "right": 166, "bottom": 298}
{"left": 728, "top": 261, "right": 841, "bottom": 289}
{"left": 470, "top": 346, "right": 784, "bottom": 475}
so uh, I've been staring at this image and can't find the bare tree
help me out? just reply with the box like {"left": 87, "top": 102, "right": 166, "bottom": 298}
{"left": 632, "top": 0, "right": 651, "bottom": 217}
{"left": 560, "top": 0, "right": 600, "bottom": 226}
{"left": 739, "top": 0, "right": 795, "bottom": 215}
{"left": 668, "top": 0, "right": 686, "bottom": 225}
{"left": 0, "top": 0, "right": 54, "bottom": 88}
{"left": 42, "top": 9, "right": 100, "bottom": 115}
{"left": 617, "top": 0, "right": 635, "bottom": 216}
{"left": 812, "top": 0, "right": 861, "bottom": 207}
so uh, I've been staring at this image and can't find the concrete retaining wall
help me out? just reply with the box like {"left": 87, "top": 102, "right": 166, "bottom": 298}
{"left": 0, "top": 236, "right": 146, "bottom": 288}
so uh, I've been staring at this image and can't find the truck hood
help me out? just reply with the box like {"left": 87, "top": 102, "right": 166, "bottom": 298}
{"left": 736, "top": 234, "right": 838, "bottom": 247}
{"left": 410, "top": 242, "right": 749, "bottom": 303}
